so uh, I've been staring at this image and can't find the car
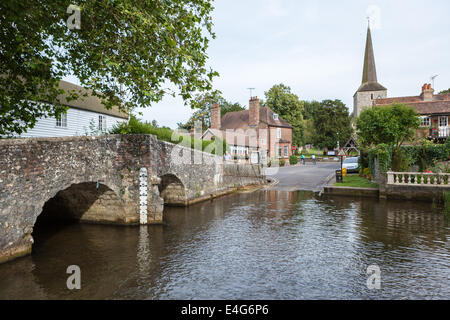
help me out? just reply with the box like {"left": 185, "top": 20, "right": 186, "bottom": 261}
{"left": 342, "top": 156, "right": 359, "bottom": 173}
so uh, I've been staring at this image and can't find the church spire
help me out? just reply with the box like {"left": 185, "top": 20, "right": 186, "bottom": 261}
{"left": 357, "top": 23, "right": 386, "bottom": 92}
{"left": 362, "top": 24, "right": 377, "bottom": 84}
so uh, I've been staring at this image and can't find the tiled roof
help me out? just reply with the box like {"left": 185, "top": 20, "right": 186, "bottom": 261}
{"left": 220, "top": 107, "right": 292, "bottom": 130}
{"left": 357, "top": 82, "right": 387, "bottom": 92}
{"left": 57, "top": 80, "right": 128, "bottom": 119}
{"left": 203, "top": 128, "right": 257, "bottom": 147}
{"left": 374, "top": 93, "right": 450, "bottom": 115}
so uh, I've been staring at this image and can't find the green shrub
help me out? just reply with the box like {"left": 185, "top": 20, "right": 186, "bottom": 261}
{"left": 368, "top": 144, "right": 392, "bottom": 174}
{"left": 359, "top": 148, "right": 369, "bottom": 169}
{"left": 289, "top": 155, "right": 298, "bottom": 165}
{"left": 391, "top": 149, "right": 411, "bottom": 172}
{"left": 110, "top": 115, "right": 229, "bottom": 156}
{"left": 279, "top": 159, "right": 286, "bottom": 167}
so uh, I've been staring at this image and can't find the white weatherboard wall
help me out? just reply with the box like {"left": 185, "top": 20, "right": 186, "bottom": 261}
{"left": 12, "top": 107, "right": 126, "bottom": 138}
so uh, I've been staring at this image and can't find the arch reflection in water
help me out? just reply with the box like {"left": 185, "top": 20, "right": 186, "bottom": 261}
{"left": 0, "top": 190, "right": 447, "bottom": 299}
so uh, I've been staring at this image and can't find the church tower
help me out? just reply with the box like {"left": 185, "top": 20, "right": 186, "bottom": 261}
{"left": 353, "top": 24, "right": 387, "bottom": 118}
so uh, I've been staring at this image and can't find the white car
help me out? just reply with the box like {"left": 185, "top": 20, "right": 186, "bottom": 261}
{"left": 342, "top": 157, "right": 359, "bottom": 173}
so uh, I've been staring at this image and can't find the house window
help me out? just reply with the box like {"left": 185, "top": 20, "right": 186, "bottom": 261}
{"left": 371, "top": 93, "right": 374, "bottom": 99}
{"left": 56, "top": 113, "right": 67, "bottom": 128}
{"left": 273, "top": 113, "right": 279, "bottom": 120}
{"left": 284, "top": 146, "right": 288, "bottom": 156}
{"left": 260, "top": 138, "right": 266, "bottom": 146}
{"left": 420, "top": 116, "right": 430, "bottom": 127}
{"left": 98, "top": 115, "right": 106, "bottom": 133}
{"left": 439, "top": 116, "right": 448, "bottom": 127}
{"left": 277, "top": 128, "right": 281, "bottom": 139}
{"left": 278, "top": 147, "right": 282, "bottom": 157}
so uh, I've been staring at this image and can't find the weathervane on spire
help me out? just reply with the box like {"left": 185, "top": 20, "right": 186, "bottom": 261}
{"left": 367, "top": 16, "right": 371, "bottom": 28}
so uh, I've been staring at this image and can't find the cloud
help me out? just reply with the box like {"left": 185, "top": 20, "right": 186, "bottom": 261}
{"left": 264, "top": 0, "right": 289, "bottom": 17}
{"left": 366, "top": 5, "right": 382, "bottom": 30}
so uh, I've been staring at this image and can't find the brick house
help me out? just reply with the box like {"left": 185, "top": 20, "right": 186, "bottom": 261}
{"left": 202, "top": 96, "right": 293, "bottom": 163}
{"left": 374, "top": 84, "right": 450, "bottom": 142}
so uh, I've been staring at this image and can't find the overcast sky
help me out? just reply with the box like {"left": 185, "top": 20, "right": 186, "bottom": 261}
{"left": 66, "top": 0, "right": 450, "bottom": 129}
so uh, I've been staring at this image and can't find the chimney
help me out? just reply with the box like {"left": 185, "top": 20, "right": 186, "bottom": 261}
{"left": 421, "top": 83, "right": 434, "bottom": 101}
{"left": 210, "top": 103, "right": 221, "bottom": 129}
{"left": 249, "top": 96, "right": 260, "bottom": 127}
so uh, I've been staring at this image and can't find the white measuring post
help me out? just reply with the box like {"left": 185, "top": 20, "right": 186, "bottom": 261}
{"left": 139, "top": 167, "right": 148, "bottom": 224}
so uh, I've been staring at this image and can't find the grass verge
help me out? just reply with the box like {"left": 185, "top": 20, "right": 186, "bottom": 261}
{"left": 334, "top": 174, "right": 379, "bottom": 188}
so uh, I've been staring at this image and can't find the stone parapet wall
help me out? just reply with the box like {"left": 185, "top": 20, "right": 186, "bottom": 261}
{"left": 379, "top": 173, "right": 449, "bottom": 201}
{"left": 0, "top": 134, "right": 266, "bottom": 264}
{"left": 222, "top": 163, "right": 266, "bottom": 188}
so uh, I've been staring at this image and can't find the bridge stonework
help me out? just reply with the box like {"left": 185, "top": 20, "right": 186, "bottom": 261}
{"left": 0, "top": 134, "right": 265, "bottom": 263}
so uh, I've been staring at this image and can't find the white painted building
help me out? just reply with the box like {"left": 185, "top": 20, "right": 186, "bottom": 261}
{"left": 11, "top": 80, "right": 128, "bottom": 138}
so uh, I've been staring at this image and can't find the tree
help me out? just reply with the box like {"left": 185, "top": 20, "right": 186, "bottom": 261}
{"left": 221, "top": 102, "right": 245, "bottom": 118}
{"left": 264, "top": 84, "right": 305, "bottom": 146}
{"left": 356, "top": 103, "right": 420, "bottom": 149}
{"left": 177, "top": 92, "right": 244, "bottom": 131}
{"left": 312, "top": 99, "right": 352, "bottom": 150}
{"left": 439, "top": 89, "right": 450, "bottom": 94}
{"left": 302, "top": 100, "right": 321, "bottom": 145}
{"left": 302, "top": 100, "right": 320, "bottom": 121}
{"left": 0, "top": 1, "right": 217, "bottom": 136}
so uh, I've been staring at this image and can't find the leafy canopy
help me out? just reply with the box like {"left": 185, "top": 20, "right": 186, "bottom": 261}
{"left": 311, "top": 99, "right": 352, "bottom": 149}
{"left": 0, "top": 0, "right": 217, "bottom": 136}
{"left": 356, "top": 103, "right": 420, "bottom": 148}
{"left": 110, "top": 115, "right": 228, "bottom": 156}
{"left": 177, "top": 91, "right": 245, "bottom": 131}
{"left": 263, "top": 84, "right": 305, "bottom": 146}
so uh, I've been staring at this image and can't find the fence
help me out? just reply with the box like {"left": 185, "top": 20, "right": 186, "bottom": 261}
{"left": 387, "top": 171, "right": 450, "bottom": 186}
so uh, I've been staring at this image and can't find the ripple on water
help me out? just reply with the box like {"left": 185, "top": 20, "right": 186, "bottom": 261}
{"left": 0, "top": 190, "right": 448, "bottom": 299}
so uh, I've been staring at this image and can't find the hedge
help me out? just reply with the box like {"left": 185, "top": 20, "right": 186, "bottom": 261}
{"left": 367, "top": 140, "right": 450, "bottom": 174}
{"left": 110, "top": 116, "right": 229, "bottom": 156}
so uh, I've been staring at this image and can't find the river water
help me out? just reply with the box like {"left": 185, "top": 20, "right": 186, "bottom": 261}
{"left": 0, "top": 190, "right": 448, "bottom": 299}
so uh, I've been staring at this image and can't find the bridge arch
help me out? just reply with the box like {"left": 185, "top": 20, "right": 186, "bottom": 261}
{"left": 35, "top": 181, "right": 128, "bottom": 226}
{"left": 158, "top": 174, "right": 187, "bottom": 206}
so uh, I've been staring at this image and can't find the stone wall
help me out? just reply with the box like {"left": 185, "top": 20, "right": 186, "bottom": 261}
{"left": 0, "top": 134, "right": 266, "bottom": 264}
{"left": 379, "top": 174, "right": 449, "bottom": 202}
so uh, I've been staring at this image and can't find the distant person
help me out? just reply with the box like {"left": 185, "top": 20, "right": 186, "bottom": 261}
{"left": 301, "top": 154, "right": 306, "bottom": 165}
{"left": 312, "top": 154, "right": 316, "bottom": 165}
{"left": 223, "top": 151, "right": 232, "bottom": 162}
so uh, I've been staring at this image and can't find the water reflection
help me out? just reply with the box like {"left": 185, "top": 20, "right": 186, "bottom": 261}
{"left": 0, "top": 190, "right": 448, "bottom": 299}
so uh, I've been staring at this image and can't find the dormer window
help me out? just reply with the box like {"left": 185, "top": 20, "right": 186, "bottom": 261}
{"left": 273, "top": 113, "right": 278, "bottom": 120}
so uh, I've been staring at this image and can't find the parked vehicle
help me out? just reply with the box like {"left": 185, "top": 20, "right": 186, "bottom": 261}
{"left": 342, "top": 156, "right": 359, "bottom": 173}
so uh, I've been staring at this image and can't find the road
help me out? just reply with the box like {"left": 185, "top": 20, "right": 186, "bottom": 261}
{"left": 265, "top": 162, "right": 340, "bottom": 192}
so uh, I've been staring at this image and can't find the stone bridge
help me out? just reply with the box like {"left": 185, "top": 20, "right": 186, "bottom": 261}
{"left": 0, "top": 134, "right": 265, "bottom": 263}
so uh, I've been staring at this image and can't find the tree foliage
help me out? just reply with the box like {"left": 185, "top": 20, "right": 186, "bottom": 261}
{"left": 0, "top": 0, "right": 217, "bottom": 136}
{"left": 177, "top": 91, "right": 244, "bottom": 131}
{"left": 356, "top": 103, "right": 420, "bottom": 149}
{"left": 110, "top": 115, "right": 228, "bottom": 156}
{"left": 263, "top": 84, "right": 305, "bottom": 146}
{"left": 438, "top": 88, "right": 450, "bottom": 94}
{"left": 311, "top": 99, "right": 352, "bottom": 149}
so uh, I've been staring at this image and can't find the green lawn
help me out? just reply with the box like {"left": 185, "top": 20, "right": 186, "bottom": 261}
{"left": 334, "top": 174, "right": 379, "bottom": 188}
